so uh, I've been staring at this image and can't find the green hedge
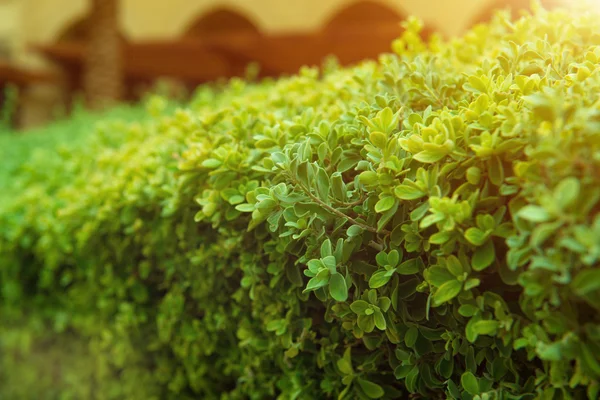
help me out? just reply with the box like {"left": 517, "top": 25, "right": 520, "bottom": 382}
{"left": 2, "top": 6, "right": 600, "bottom": 400}
{"left": 0, "top": 103, "right": 157, "bottom": 199}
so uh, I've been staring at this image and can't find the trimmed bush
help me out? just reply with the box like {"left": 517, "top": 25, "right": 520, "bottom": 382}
{"left": 0, "top": 103, "right": 155, "bottom": 198}
{"left": 2, "top": 5, "right": 600, "bottom": 399}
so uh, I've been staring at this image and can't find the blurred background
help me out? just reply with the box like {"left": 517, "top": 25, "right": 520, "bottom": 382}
{"left": 0, "top": 0, "right": 570, "bottom": 131}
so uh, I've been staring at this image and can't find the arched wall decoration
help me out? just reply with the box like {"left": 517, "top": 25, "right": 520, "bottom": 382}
{"left": 56, "top": 14, "right": 128, "bottom": 43}
{"left": 322, "top": 0, "right": 406, "bottom": 31}
{"left": 24, "top": 0, "right": 513, "bottom": 44}
{"left": 183, "top": 7, "right": 262, "bottom": 38}
{"left": 56, "top": 15, "right": 90, "bottom": 42}
{"left": 468, "top": 0, "right": 561, "bottom": 27}
{"left": 18, "top": 0, "right": 86, "bottom": 44}
{"left": 173, "top": 1, "right": 277, "bottom": 39}
{"left": 321, "top": 0, "right": 433, "bottom": 39}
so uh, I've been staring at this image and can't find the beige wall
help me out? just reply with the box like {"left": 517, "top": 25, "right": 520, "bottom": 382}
{"left": 7, "top": 0, "right": 503, "bottom": 66}
{"left": 0, "top": 0, "right": 19, "bottom": 58}
{"left": 5, "top": 0, "right": 577, "bottom": 67}
{"left": 115, "top": 0, "right": 493, "bottom": 38}
{"left": 1, "top": 0, "right": 577, "bottom": 130}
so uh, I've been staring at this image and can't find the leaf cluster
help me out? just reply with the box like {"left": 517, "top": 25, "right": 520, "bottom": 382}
{"left": 1, "top": 5, "right": 600, "bottom": 400}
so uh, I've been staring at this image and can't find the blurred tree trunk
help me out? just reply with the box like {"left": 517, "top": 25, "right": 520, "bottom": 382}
{"left": 84, "top": 0, "right": 122, "bottom": 109}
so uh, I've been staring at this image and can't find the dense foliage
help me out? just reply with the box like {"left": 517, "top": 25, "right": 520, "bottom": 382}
{"left": 0, "top": 103, "right": 154, "bottom": 195}
{"left": 2, "top": 5, "right": 600, "bottom": 399}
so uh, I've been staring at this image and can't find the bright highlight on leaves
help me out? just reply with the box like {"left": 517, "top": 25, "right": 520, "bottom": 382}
{"left": 1, "top": 4, "right": 600, "bottom": 400}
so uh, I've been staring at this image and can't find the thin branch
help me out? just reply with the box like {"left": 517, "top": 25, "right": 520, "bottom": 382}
{"left": 330, "top": 195, "right": 366, "bottom": 208}
{"left": 289, "top": 174, "right": 390, "bottom": 235}
{"left": 368, "top": 241, "right": 384, "bottom": 251}
{"left": 424, "top": 85, "right": 445, "bottom": 108}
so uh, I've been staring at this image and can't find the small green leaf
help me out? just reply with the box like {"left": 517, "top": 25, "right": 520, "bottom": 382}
{"left": 425, "top": 266, "right": 454, "bottom": 287}
{"left": 266, "top": 319, "right": 286, "bottom": 332}
{"left": 467, "top": 75, "right": 487, "bottom": 92}
{"left": 466, "top": 167, "right": 481, "bottom": 185}
{"left": 201, "top": 158, "right": 222, "bottom": 168}
{"left": 303, "top": 269, "right": 330, "bottom": 293}
{"left": 347, "top": 225, "right": 364, "bottom": 237}
{"left": 235, "top": 204, "right": 255, "bottom": 212}
{"left": 388, "top": 250, "right": 400, "bottom": 267}
{"left": 536, "top": 341, "right": 562, "bottom": 361}
{"left": 572, "top": 269, "right": 600, "bottom": 296}
{"left": 414, "top": 149, "right": 447, "bottom": 163}
{"left": 357, "top": 378, "right": 384, "bottom": 399}
{"left": 375, "top": 251, "right": 388, "bottom": 267}
{"left": 446, "top": 256, "right": 464, "bottom": 277}
{"left": 227, "top": 195, "right": 245, "bottom": 205}
{"left": 430, "top": 231, "right": 452, "bottom": 244}
{"left": 589, "top": 381, "right": 600, "bottom": 400}
{"left": 306, "top": 259, "right": 323, "bottom": 274}
{"left": 370, "top": 131, "right": 388, "bottom": 148}
{"left": 378, "top": 297, "right": 391, "bottom": 312}
{"left": 373, "top": 309, "right": 387, "bottom": 330}
{"left": 395, "top": 184, "right": 425, "bottom": 200}
{"left": 257, "top": 198, "right": 277, "bottom": 210}
{"left": 490, "top": 358, "right": 508, "bottom": 380}
{"left": 359, "top": 171, "right": 379, "bottom": 186}
{"left": 405, "top": 365, "right": 419, "bottom": 393}
{"left": 321, "top": 240, "right": 333, "bottom": 258}
{"left": 464, "top": 278, "right": 480, "bottom": 291}
{"left": 530, "top": 221, "right": 561, "bottom": 247}
{"left": 369, "top": 270, "right": 393, "bottom": 289}
{"left": 488, "top": 155, "right": 504, "bottom": 186}
{"left": 378, "top": 201, "right": 398, "bottom": 233}
{"left": 433, "top": 280, "right": 462, "bottom": 305}
{"left": 322, "top": 255, "right": 337, "bottom": 272}
{"left": 458, "top": 304, "right": 479, "bottom": 317}
{"left": 271, "top": 152, "right": 287, "bottom": 164}
{"left": 394, "top": 365, "right": 413, "bottom": 379}
{"left": 337, "top": 357, "right": 353, "bottom": 375}
{"left": 331, "top": 172, "right": 346, "bottom": 201}
{"left": 329, "top": 273, "right": 348, "bottom": 302}
{"left": 420, "top": 213, "right": 445, "bottom": 228}
{"left": 398, "top": 258, "right": 421, "bottom": 275}
{"left": 350, "top": 300, "right": 370, "bottom": 315}
{"left": 438, "top": 357, "right": 454, "bottom": 379}
{"left": 554, "top": 177, "right": 580, "bottom": 209}
{"left": 317, "top": 142, "right": 328, "bottom": 163}
{"left": 580, "top": 342, "right": 600, "bottom": 379}
{"left": 460, "top": 372, "right": 479, "bottom": 395}
{"left": 367, "top": 289, "right": 378, "bottom": 305}
{"left": 447, "top": 379, "right": 461, "bottom": 399}
{"left": 375, "top": 196, "right": 396, "bottom": 213}
{"left": 405, "top": 326, "right": 419, "bottom": 347}
{"left": 472, "top": 320, "right": 500, "bottom": 336}
{"left": 472, "top": 240, "right": 495, "bottom": 271}
{"left": 518, "top": 205, "right": 551, "bottom": 223}
{"left": 316, "top": 167, "right": 330, "bottom": 202}
{"left": 357, "top": 314, "right": 375, "bottom": 333}
{"left": 410, "top": 201, "right": 430, "bottom": 221}
{"left": 377, "top": 106, "right": 397, "bottom": 133}
{"left": 464, "top": 227, "right": 488, "bottom": 246}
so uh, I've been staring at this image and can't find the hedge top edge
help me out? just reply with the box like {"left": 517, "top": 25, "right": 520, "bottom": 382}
{"left": 2, "top": 4, "right": 600, "bottom": 400}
